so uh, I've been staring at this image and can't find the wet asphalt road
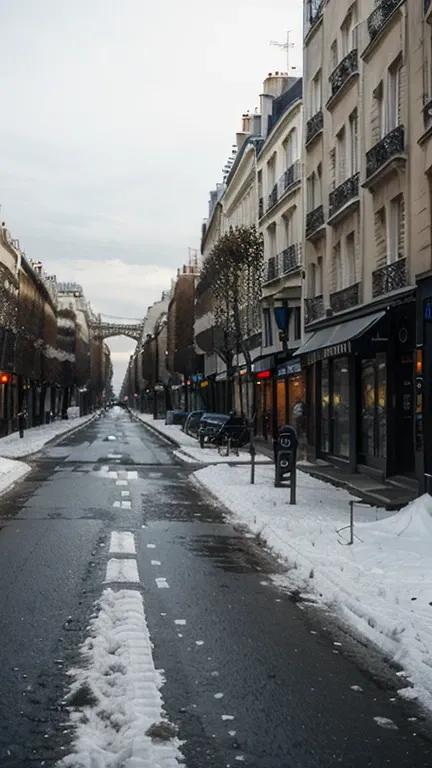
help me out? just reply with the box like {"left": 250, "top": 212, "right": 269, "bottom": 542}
{"left": 0, "top": 409, "right": 432, "bottom": 767}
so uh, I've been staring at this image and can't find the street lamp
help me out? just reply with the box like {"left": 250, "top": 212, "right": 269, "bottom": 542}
{"left": 273, "top": 298, "right": 290, "bottom": 357}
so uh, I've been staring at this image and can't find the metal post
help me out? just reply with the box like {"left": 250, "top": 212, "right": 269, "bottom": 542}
{"left": 349, "top": 500, "right": 354, "bottom": 545}
{"left": 250, "top": 441, "right": 256, "bottom": 485}
{"left": 290, "top": 467, "right": 296, "bottom": 505}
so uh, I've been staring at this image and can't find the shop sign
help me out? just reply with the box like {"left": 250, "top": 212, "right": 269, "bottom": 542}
{"left": 252, "top": 356, "right": 274, "bottom": 373}
{"left": 192, "top": 374, "right": 203, "bottom": 383}
{"left": 200, "top": 380, "right": 209, "bottom": 388}
{"left": 424, "top": 299, "right": 432, "bottom": 320}
{"left": 277, "top": 361, "right": 302, "bottom": 377}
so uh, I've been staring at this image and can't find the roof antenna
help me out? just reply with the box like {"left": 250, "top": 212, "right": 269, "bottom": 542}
{"left": 270, "top": 30, "right": 295, "bottom": 73}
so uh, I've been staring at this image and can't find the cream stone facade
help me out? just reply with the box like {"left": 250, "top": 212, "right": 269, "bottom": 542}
{"left": 300, "top": 0, "right": 431, "bottom": 490}
{"left": 258, "top": 78, "right": 303, "bottom": 357}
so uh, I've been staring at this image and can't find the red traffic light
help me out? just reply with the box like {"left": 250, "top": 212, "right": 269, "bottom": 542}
{"left": 0, "top": 372, "right": 11, "bottom": 384}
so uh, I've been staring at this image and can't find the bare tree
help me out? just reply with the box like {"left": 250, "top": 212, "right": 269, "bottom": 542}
{"left": 199, "top": 225, "right": 263, "bottom": 482}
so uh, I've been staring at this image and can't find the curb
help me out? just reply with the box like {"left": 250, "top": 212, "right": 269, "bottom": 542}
{"left": 1, "top": 413, "right": 98, "bottom": 461}
{"left": 130, "top": 411, "right": 180, "bottom": 448}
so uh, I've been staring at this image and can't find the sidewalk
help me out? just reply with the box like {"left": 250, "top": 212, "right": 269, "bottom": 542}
{"left": 0, "top": 413, "right": 94, "bottom": 496}
{"left": 135, "top": 409, "right": 432, "bottom": 715}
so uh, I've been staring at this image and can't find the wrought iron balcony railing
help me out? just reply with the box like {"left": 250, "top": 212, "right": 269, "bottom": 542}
{"left": 267, "top": 184, "right": 278, "bottom": 212}
{"left": 305, "top": 296, "right": 324, "bottom": 325}
{"left": 306, "top": 204, "right": 324, "bottom": 238}
{"left": 283, "top": 243, "right": 302, "bottom": 274}
{"left": 264, "top": 244, "right": 303, "bottom": 284}
{"left": 329, "top": 172, "right": 360, "bottom": 220}
{"left": 258, "top": 197, "right": 264, "bottom": 219}
{"left": 365, "top": 125, "right": 404, "bottom": 179}
{"left": 278, "top": 160, "right": 302, "bottom": 198}
{"left": 306, "top": 110, "right": 323, "bottom": 145}
{"left": 329, "top": 282, "right": 361, "bottom": 313}
{"left": 367, "top": 0, "right": 403, "bottom": 41}
{"left": 423, "top": 98, "right": 432, "bottom": 133}
{"left": 372, "top": 257, "right": 407, "bottom": 298}
{"left": 329, "top": 49, "right": 358, "bottom": 101}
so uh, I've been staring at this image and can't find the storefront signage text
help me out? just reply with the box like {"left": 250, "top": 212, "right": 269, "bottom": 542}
{"left": 305, "top": 342, "right": 351, "bottom": 367}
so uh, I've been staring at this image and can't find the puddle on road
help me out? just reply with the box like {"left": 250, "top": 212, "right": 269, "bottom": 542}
{"left": 185, "top": 532, "right": 286, "bottom": 575}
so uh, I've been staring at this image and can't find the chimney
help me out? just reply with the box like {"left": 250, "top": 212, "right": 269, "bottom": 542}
{"left": 236, "top": 132, "right": 249, "bottom": 151}
{"left": 263, "top": 71, "right": 290, "bottom": 98}
{"left": 259, "top": 92, "right": 274, "bottom": 140}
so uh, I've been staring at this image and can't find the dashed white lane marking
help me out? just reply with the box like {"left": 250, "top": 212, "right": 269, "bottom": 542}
{"left": 155, "top": 578, "right": 169, "bottom": 589}
{"left": 221, "top": 715, "right": 234, "bottom": 721}
{"left": 151, "top": 560, "right": 161, "bottom": 566}
{"left": 107, "top": 435, "right": 117, "bottom": 441}
{"left": 127, "top": 470, "right": 138, "bottom": 479}
{"left": 147, "top": 544, "right": 156, "bottom": 549}
{"left": 60, "top": 588, "right": 182, "bottom": 766}
{"left": 116, "top": 480, "right": 128, "bottom": 486}
{"left": 121, "top": 500, "right": 132, "bottom": 509}
{"left": 109, "top": 532, "right": 136, "bottom": 555}
{"left": 108, "top": 453, "right": 122, "bottom": 459}
{"left": 105, "top": 558, "right": 140, "bottom": 583}
{"left": 121, "top": 490, "right": 130, "bottom": 497}
{"left": 148, "top": 472, "right": 162, "bottom": 478}
{"left": 113, "top": 501, "right": 121, "bottom": 508}
{"left": 175, "top": 619, "right": 186, "bottom": 626}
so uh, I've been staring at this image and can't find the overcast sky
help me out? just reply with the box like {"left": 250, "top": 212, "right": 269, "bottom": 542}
{"left": 0, "top": 0, "right": 303, "bottom": 392}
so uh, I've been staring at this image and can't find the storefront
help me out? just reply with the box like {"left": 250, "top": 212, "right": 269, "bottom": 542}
{"left": 276, "top": 360, "right": 306, "bottom": 429}
{"left": 297, "top": 300, "right": 416, "bottom": 478}
{"left": 252, "top": 356, "right": 275, "bottom": 439}
{"left": 416, "top": 272, "right": 432, "bottom": 493}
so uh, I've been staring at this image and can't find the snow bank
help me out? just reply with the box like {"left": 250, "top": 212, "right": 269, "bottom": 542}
{"left": 195, "top": 463, "right": 432, "bottom": 713}
{"left": 0, "top": 455, "right": 30, "bottom": 494}
{"left": 58, "top": 588, "right": 183, "bottom": 768}
{"left": 0, "top": 414, "right": 93, "bottom": 458}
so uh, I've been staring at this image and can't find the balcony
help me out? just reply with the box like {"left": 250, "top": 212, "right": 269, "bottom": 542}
{"left": 305, "top": 0, "right": 324, "bottom": 40}
{"left": 328, "top": 172, "right": 360, "bottom": 223}
{"left": 328, "top": 50, "right": 358, "bottom": 105}
{"left": 329, "top": 282, "right": 361, "bottom": 313}
{"left": 367, "top": 0, "right": 403, "bottom": 43}
{"left": 372, "top": 257, "right": 407, "bottom": 298}
{"left": 306, "top": 110, "right": 323, "bottom": 146}
{"left": 305, "top": 295, "right": 324, "bottom": 325}
{"left": 363, "top": 126, "right": 406, "bottom": 190}
{"left": 264, "top": 244, "right": 303, "bottom": 284}
{"left": 258, "top": 197, "right": 264, "bottom": 219}
{"left": 423, "top": 98, "right": 432, "bottom": 134}
{"left": 267, "top": 184, "right": 278, "bottom": 212}
{"left": 278, "top": 160, "right": 302, "bottom": 198}
{"left": 306, "top": 204, "right": 325, "bottom": 240}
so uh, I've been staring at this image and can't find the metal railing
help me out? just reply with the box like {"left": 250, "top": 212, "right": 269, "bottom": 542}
{"left": 366, "top": 125, "right": 404, "bottom": 179}
{"left": 372, "top": 257, "right": 407, "bottom": 298}
{"left": 264, "top": 244, "right": 302, "bottom": 283}
{"left": 306, "top": 205, "right": 324, "bottom": 238}
{"left": 305, "top": 295, "right": 324, "bottom": 325}
{"left": 367, "top": 0, "right": 403, "bottom": 41}
{"left": 329, "top": 282, "right": 361, "bottom": 313}
{"left": 306, "top": 110, "right": 323, "bottom": 145}
{"left": 329, "top": 172, "right": 360, "bottom": 219}
{"left": 329, "top": 49, "right": 358, "bottom": 101}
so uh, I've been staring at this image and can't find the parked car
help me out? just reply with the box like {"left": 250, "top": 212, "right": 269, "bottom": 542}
{"left": 183, "top": 410, "right": 206, "bottom": 438}
{"left": 165, "top": 410, "right": 189, "bottom": 426}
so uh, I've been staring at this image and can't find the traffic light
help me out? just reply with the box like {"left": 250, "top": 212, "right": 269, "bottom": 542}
{"left": 0, "top": 372, "right": 11, "bottom": 384}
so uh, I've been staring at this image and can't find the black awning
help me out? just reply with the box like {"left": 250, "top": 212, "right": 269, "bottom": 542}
{"left": 295, "top": 310, "right": 386, "bottom": 358}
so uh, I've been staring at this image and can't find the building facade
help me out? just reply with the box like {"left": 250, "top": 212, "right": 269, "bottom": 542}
{"left": 300, "top": 0, "right": 431, "bottom": 492}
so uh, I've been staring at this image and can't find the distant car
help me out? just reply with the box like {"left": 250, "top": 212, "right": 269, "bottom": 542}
{"left": 183, "top": 410, "right": 206, "bottom": 438}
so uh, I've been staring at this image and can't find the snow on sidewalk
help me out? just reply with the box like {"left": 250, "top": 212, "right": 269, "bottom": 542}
{"left": 0, "top": 413, "right": 94, "bottom": 497}
{"left": 135, "top": 412, "right": 272, "bottom": 464}
{"left": 195, "top": 462, "right": 432, "bottom": 713}
{"left": 0, "top": 413, "right": 94, "bottom": 459}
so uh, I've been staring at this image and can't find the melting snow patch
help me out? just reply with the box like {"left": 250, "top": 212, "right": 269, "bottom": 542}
{"left": 107, "top": 453, "right": 122, "bottom": 459}
{"left": 105, "top": 558, "right": 139, "bottom": 584}
{"left": 175, "top": 619, "right": 186, "bottom": 626}
{"left": 350, "top": 685, "right": 364, "bottom": 693}
{"left": 221, "top": 715, "right": 234, "bottom": 721}
{"left": 151, "top": 560, "right": 161, "bottom": 566}
{"left": 57, "top": 588, "right": 183, "bottom": 767}
{"left": 374, "top": 716, "right": 398, "bottom": 731}
{"left": 116, "top": 480, "right": 128, "bottom": 486}
{"left": 109, "top": 532, "right": 136, "bottom": 555}
{"left": 107, "top": 436, "right": 117, "bottom": 441}
{"left": 214, "top": 692, "right": 224, "bottom": 699}
{"left": 155, "top": 578, "right": 169, "bottom": 589}
{"left": 147, "top": 544, "right": 156, "bottom": 549}
{"left": 195, "top": 641, "right": 204, "bottom": 646}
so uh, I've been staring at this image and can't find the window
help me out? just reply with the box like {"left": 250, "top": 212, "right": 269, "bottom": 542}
{"left": 309, "top": 262, "right": 317, "bottom": 297}
{"left": 267, "top": 154, "right": 276, "bottom": 190}
{"left": 373, "top": 81, "right": 385, "bottom": 141}
{"left": 333, "top": 242, "right": 342, "bottom": 291}
{"left": 294, "top": 306, "right": 301, "bottom": 340}
{"left": 268, "top": 222, "right": 277, "bottom": 260}
{"left": 388, "top": 57, "right": 402, "bottom": 132}
{"left": 336, "top": 127, "right": 346, "bottom": 184}
{"left": 284, "top": 210, "right": 295, "bottom": 246}
{"left": 349, "top": 110, "right": 358, "bottom": 175}
{"left": 307, "top": 172, "right": 316, "bottom": 211}
{"left": 310, "top": 70, "right": 322, "bottom": 115}
{"left": 330, "top": 40, "right": 338, "bottom": 70}
{"left": 284, "top": 128, "right": 297, "bottom": 167}
{"left": 340, "top": 4, "right": 357, "bottom": 57}
{"left": 387, "top": 195, "right": 404, "bottom": 263}
{"left": 345, "top": 231, "right": 356, "bottom": 286}
{"left": 263, "top": 308, "right": 273, "bottom": 347}
{"left": 329, "top": 148, "right": 336, "bottom": 191}
{"left": 317, "top": 256, "right": 324, "bottom": 295}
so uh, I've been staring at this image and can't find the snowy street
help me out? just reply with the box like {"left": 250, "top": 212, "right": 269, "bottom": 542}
{"left": 0, "top": 408, "right": 431, "bottom": 767}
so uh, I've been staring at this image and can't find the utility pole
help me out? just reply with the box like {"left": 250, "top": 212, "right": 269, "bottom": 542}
{"left": 270, "top": 31, "right": 295, "bottom": 73}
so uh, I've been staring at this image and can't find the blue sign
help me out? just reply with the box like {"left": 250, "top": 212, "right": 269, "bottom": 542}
{"left": 425, "top": 300, "right": 432, "bottom": 321}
